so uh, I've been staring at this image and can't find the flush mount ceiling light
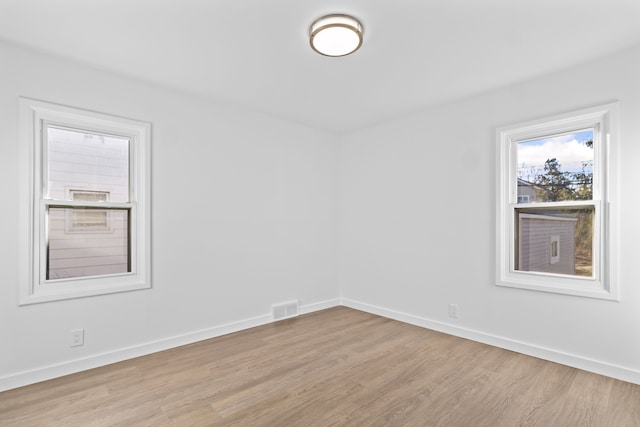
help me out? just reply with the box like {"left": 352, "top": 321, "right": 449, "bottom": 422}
{"left": 309, "top": 14, "right": 364, "bottom": 57}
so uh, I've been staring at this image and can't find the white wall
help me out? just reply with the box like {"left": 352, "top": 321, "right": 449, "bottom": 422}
{"left": 0, "top": 41, "right": 340, "bottom": 390}
{"left": 339, "top": 44, "right": 640, "bottom": 383}
{"left": 2, "top": 38, "right": 640, "bottom": 391}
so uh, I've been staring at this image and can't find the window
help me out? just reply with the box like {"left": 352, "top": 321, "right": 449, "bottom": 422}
{"left": 68, "top": 190, "right": 110, "bottom": 231}
{"left": 19, "top": 99, "right": 151, "bottom": 304}
{"left": 550, "top": 235, "right": 560, "bottom": 265}
{"left": 496, "top": 103, "right": 618, "bottom": 299}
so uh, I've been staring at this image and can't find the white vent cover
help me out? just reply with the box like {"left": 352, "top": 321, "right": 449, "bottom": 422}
{"left": 272, "top": 300, "right": 299, "bottom": 321}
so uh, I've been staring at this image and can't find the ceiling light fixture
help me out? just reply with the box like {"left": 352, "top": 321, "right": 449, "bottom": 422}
{"left": 309, "top": 14, "right": 363, "bottom": 57}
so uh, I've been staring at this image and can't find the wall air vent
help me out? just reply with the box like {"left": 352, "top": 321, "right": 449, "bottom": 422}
{"left": 272, "top": 300, "right": 299, "bottom": 321}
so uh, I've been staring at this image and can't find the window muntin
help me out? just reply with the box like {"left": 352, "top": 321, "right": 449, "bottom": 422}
{"left": 19, "top": 99, "right": 151, "bottom": 304}
{"left": 497, "top": 103, "right": 618, "bottom": 300}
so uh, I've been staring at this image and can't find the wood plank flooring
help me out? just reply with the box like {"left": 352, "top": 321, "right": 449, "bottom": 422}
{"left": 1, "top": 306, "right": 639, "bottom": 426}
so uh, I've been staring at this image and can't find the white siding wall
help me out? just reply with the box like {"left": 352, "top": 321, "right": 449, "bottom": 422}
{"left": 47, "top": 131, "right": 130, "bottom": 202}
{"left": 48, "top": 208, "right": 129, "bottom": 279}
{"left": 47, "top": 129, "right": 130, "bottom": 279}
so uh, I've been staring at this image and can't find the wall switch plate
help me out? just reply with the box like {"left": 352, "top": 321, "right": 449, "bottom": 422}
{"left": 449, "top": 304, "right": 459, "bottom": 318}
{"left": 70, "top": 329, "right": 84, "bottom": 347}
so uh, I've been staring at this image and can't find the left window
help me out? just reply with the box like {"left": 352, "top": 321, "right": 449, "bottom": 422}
{"left": 19, "top": 99, "right": 151, "bottom": 304}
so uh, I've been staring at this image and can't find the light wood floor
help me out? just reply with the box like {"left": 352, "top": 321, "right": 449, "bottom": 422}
{"left": 1, "top": 306, "right": 639, "bottom": 426}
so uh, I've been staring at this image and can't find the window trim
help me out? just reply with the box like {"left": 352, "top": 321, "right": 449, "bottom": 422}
{"left": 496, "top": 103, "right": 619, "bottom": 300}
{"left": 19, "top": 98, "right": 151, "bottom": 305}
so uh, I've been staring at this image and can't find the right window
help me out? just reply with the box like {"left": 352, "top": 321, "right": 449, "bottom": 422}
{"left": 497, "top": 103, "right": 618, "bottom": 299}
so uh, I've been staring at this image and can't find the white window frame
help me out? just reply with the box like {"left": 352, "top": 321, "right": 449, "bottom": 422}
{"left": 496, "top": 103, "right": 619, "bottom": 300}
{"left": 550, "top": 235, "right": 560, "bottom": 265}
{"left": 19, "top": 98, "right": 151, "bottom": 304}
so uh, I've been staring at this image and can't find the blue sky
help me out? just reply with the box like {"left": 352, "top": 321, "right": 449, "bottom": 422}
{"left": 517, "top": 129, "right": 594, "bottom": 178}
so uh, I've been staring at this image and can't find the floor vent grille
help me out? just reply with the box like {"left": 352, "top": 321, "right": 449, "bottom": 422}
{"left": 272, "top": 301, "right": 299, "bottom": 321}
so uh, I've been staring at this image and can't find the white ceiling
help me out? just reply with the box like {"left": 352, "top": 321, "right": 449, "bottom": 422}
{"left": 1, "top": 0, "right": 640, "bottom": 133}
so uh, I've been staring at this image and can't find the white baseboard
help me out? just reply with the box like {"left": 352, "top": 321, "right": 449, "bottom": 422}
{"left": 300, "top": 297, "right": 341, "bottom": 314}
{"left": 341, "top": 298, "right": 640, "bottom": 386}
{"left": 0, "top": 299, "right": 341, "bottom": 392}
{"left": 4, "top": 297, "right": 636, "bottom": 392}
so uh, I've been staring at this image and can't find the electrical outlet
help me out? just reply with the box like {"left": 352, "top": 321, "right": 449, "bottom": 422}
{"left": 70, "top": 329, "right": 84, "bottom": 347}
{"left": 449, "top": 304, "right": 459, "bottom": 319}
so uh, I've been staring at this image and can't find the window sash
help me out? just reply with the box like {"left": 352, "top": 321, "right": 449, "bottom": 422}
{"left": 40, "top": 198, "right": 138, "bottom": 285}
{"left": 509, "top": 125, "right": 602, "bottom": 205}
{"left": 509, "top": 200, "right": 599, "bottom": 280}
{"left": 45, "top": 205, "right": 131, "bottom": 281}
{"left": 43, "top": 121, "right": 132, "bottom": 203}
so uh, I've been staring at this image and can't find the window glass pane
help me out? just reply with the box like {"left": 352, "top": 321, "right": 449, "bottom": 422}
{"left": 516, "top": 129, "right": 594, "bottom": 203}
{"left": 46, "top": 127, "right": 130, "bottom": 202}
{"left": 515, "top": 206, "right": 593, "bottom": 277}
{"left": 47, "top": 207, "right": 130, "bottom": 280}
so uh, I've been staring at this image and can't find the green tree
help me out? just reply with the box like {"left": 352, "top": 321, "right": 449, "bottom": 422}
{"left": 534, "top": 158, "right": 574, "bottom": 201}
{"left": 571, "top": 164, "right": 593, "bottom": 200}
{"left": 572, "top": 138, "right": 594, "bottom": 200}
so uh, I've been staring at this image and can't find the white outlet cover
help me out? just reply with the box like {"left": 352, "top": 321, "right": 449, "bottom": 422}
{"left": 71, "top": 329, "right": 84, "bottom": 347}
{"left": 449, "top": 304, "right": 459, "bottom": 318}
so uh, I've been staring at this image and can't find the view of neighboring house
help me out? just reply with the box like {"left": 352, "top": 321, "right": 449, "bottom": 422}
{"left": 517, "top": 213, "right": 577, "bottom": 275}
{"left": 516, "top": 178, "right": 578, "bottom": 276}
{"left": 47, "top": 127, "right": 130, "bottom": 280}
{"left": 516, "top": 178, "right": 541, "bottom": 204}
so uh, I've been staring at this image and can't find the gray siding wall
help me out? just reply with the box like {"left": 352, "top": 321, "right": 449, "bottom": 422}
{"left": 518, "top": 214, "right": 576, "bottom": 275}
{"left": 517, "top": 184, "right": 537, "bottom": 203}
